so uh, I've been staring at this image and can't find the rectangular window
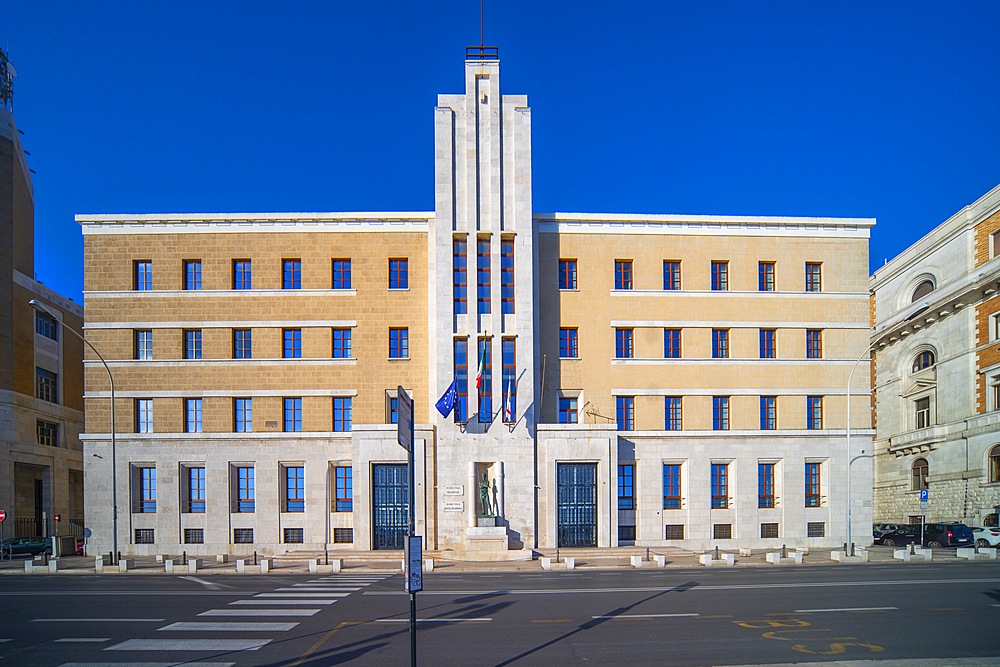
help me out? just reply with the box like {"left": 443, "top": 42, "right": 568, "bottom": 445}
{"left": 807, "top": 396, "right": 823, "bottom": 430}
{"left": 712, "top": 329, "right": 729, "bottom": 359}
{"left": 663, "top": 463, "right": 681, "bottom": 509}
{"left": 333, "top": 528, "right": 354, "bottom": 543}
{"left": 187, "top": 466, "right": 206, "bottom": 513}
{"left": 664, "top": 396, "right": 682, "bottom": 431}
{"left": 663, "top": 328, "right": 681, "bottom": 358}
{"left": 805, "top": 262, "right": 822, "bottom": 292}
{"left": 333, "top": 397, "right": 352, "bottom": 432}
{"left": 454, "top": 338, "right": 468, "bottom": 423}
{"left": 135, "top": 528, "right": 155, "bottom": 544}
{"left": 805, "top": 462, "right": 822, "bottom": 507}
{"left": 389, "top": 328, "right": 409, "bottom": 359}
{"left": 184, "top": 528, "right": 204, "bottom": 544}
{"left": 713, "top": 524, "right": 733, "bottom": 539}
{"left": 618, "top": 464, "right": 634, "bottom": 510}
{"left": 284, "top": 528, "right": 304, "bottom": 544}
{"left": 761, "top": 523, "right": 779, "bottom": 539}
{"left": 184, "top": 260, "right": 202, "bottom": 290}
{"left": 283, "top": 328, "right": 302, "bottom": 359}
{"left": 184, "top": 329, "right": 202, "bottom": 360}
{"left": 332, "top": 259, "right": 352, "bottom": 289}
{"left": 559, "top": 328, "right": 578, "bottom": 358}
{"left": 619, "top": 525, "right": 636, "bottom": 542}
{"left": 614, "top": 260, "right": 633, "bottom": 290}
{"left": 332, "top": 328, "right": 352, "bottom": 359}
{"left": 135, "top": 398, "right": 153, "bottom": 433}
{"left": 135, "top": 260, "right": 152, "bottom": 290}
{"left": 185, "top": 398, "right": 203, "bottom": 433}
{"left": 36, "top": 420, "right": 58, "bottom": 447}
{"left": 663, "top": 260, "right": 681, "bottom": 290}
{"left": 806, "top": 329, "right": 823, "bottom": 359}
{"left": 711, "top": 463, "right": 729, "bottom": 509}
{"left": 36, "top": 368, "right": 58, "bottom": 404}
{"left": 559, "top": 397, "right": 578, "bottom": 424}
{"left": 502, "top": 338, "right": 516, "bottom": 423}
{"left": 134, "top": 330, "right": 152, "bottom": 360}
{"left": 759, "top": 463, "right": 775, "bottom": 508}
{"left": 285, "top": 466, "right": 305, "bottom": 512}
{"left": 712, "top": 396, "right": 729, "bottom": 431}
{"left": 760, "top": 396, "right": 777, "bottom": 430}
{"left": 35, "top": 311, "right": 58, "bottom": 340}
{"left": 233, "top": 329, "right": 252, "bottom": 359}
{"left": 477, "top": 338, "right": 493, "bottom": 422}
{"left": 335, "top": 466, "right": 353, "bottom": 512}
{"left": 915, "top": 397, "right": 931, "bottom": 429}
{"left": 477, "top": 237, "right": 491, "bottom": 314}
{"left": 559, "top": 259, "right": 577, "bottom": 290}
{"left": 389, "top": 258, "right": 409, "bottom": 289}
{"left": 615, "top": 328, "right": 634, "bottom": 359}
{"left": 759, "top": 329, "right": 776, "bottom": 359}
{"left": 387, "top": 395, "right": 398, "bottom": 424}
{"left": 665, "top": 525, "right": 685, "bottom": 540}
{"left": 616, "top": 396, "right": 634, "bottom": 431}
{"left": 758, "top": 261, "right": 775, "bottom": 291}
{"left": 807, "top": 522, "right": 826, "bottom": 538}
{"left": 500, "top": 238, "right": 514, "bottom": 314}
{"left": 283, "top": 397, "right": 302, "bottom": 432}
{"left": 138, "top": 466, "right": 156, "bottom": 513}
{"left": 454, "top": 238, "right": 468, "bottom": 314}
{"left": 711, "top": 261, "right": 729, "bottom": 291}
{"left": 234, "top": 398, "right": 252, "bottom": 433}
{"left": 233, "top": 528, "right": 254, "bottom": 544}
{"left": 283, "top": 259, "right": 301, "bottom": 289}
{"left": 233, "top": 260, "right": 252, "bottom": 290}
{"left": 235, "top": 467, "right": 255, "bottom": 513}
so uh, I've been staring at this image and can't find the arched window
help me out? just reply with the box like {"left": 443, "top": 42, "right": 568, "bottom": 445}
{"left": 912, "top": 280, "right": 934, "bottom": 302}
{"left": 912, "top": 350, "right": 935, "bottom": 372}
{"left": 911, "top": 458, "right": 928, "bottom": 491}
{"left": 990, "top": 445, "right": 1000, "bottom": 483}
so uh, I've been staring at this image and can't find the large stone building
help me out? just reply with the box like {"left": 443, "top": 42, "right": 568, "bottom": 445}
{"left": 1, "top": 52, "right": 85, "bottom": 544}
{"left": 80, "top": 48, "right": 873, "bottom": 557}
{"left": 871, "top": 184, "right": 1000, "bottom": 527}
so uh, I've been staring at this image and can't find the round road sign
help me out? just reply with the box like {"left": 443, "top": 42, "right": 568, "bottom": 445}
{"left": 0, "top": 509, "right": 6, "bottom": 522}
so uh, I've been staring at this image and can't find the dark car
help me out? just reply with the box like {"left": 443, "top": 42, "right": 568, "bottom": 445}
{"left": 874, "top": 524, "right": 920, "bottom": 547}
{"left": 1, "top": 536, "right": 52, "bottom": 557}
{"left": 921, "top": 522, "right": 974, "bottom": 548}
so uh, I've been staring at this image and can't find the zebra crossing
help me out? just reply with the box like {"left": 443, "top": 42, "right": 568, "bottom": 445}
{"left": 49, "top": 574, "right": 388, "bottom": 666}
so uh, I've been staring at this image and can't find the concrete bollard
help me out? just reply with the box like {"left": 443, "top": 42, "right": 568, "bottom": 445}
{"left": 540, "top": 557, "right": 552, "bottom": 570}
{"left": 564, "top": 556, "right": 575, "bottom": 571}
{"left": 47, "top": 559, "right": 59, "bottom": 573}
{"left": 188, "top": 559, "right": 201, "bottom": 574}
{"left": 331, "top": 558, "right": 343, "bottom": 573}
{"left": 978, "top": 547, "right": 998, "bottom": 559}
{"left": 216, "top": 554, "right": 229, "bottom": 564}
{"left": 236, "top": 559, "right": 247, "bottom": 573}
{"left": 654, "top": 554, "right": 667, "bottom": 568}
{"left": 155, "top": 554, "right": 166, "bottom": 563}
{"left": 957, "top": 547, "right": 976, "bottom": 560}
{"left": 423, "top": 558, "right": 434, "bottom": 573}
{"left": 630, "top": 555, "right": 643, "bottom": 568}
{"left": 739, "top": 547, "right": 753, "bottom": 557}
{"left": 95, "top": 556, "right": 107, "bottom": 573}
{"left": 308, "top": 558, "right": 319, "bottom": 573}
{"left": 164, "top": 559, "right": 175, "bottom": 573}
{"left": 23, "top": 561, "right": 33, "bottom": 574}
{"left": 117, "top": 559, "right": 134, "bottom": 572}
{"left": 259, "top": 559, "right": 271, "bottom": 574}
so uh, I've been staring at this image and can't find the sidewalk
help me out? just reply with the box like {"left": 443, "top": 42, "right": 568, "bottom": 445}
{"left": 0, "top": 544, "right": 986, "bottom": 575}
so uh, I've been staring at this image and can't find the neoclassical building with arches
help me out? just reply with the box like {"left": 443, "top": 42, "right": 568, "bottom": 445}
{"left": 871, "top": 184, "right": 1000, "bottom": 527}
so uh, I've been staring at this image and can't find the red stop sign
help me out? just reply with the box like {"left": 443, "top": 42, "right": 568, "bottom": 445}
{"left": 0, "top": 509, "right": 6, "bottom": 522}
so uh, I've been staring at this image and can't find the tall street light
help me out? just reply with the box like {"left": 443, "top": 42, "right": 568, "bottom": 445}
{"left": 29, "top": 299, "right": 118, "bottom": 559}
{"left": 845, "top": 301, "right": 929, "bottom": 551}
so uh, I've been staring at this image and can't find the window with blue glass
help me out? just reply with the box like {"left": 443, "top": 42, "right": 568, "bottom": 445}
{"left": 711, "top": 463, "right": 729, "bottom": 509}
{"left": 387, "top": 396, "right": 398, "bottom": 424}
{"left": 233, "top": 260, "right": 251, "bottom": 290}
{"left": 559, "top": 397, "right": 578, "bottom": 423}
{"left": 454, "top": 338, "right": 468, "bottom": 423}
{"left": 559, "top": 328, "right": 578, "bottom": 358}
{"left": 663, "top": 463, "right": 681, "bottom": 509}
{"left": 614, "top": 259, "right": 633, "bottom": 290}
{"left": 502, "top": 338, "right": 516, "bottom": 423}
{"left": 663, "top": 260, "right": 681, "bottom": 290}
{"left": 760, "top": 396, "right": 777, "bottom": 430}
{"left": 712, "top": 328, "right": 729, "bottom": 359}
{"left": 186, "top": 466, "right": 205, "bottom": 513}
{"left": 807, "top": 396, "right": 823, "bottom": 429}
{"left": 759, "top": 329, "right": 776, "bottom": 359}
{"left": 806, "top": 329, "right": 822, "bottom": 359}
{"left": 664, "top": 396, "right": 682, "bottom": 430}
{"left": 559, "top": 259, "right": 577, "bottom": 290}
{"left": 333, "top": 397, "right": 352, "bottom": 432}
{"left": 233, "top": 329, "right": 252, "bottom": 359}
{"left": 389, "top": 328, "right": 409, "bottom": 358}
{"left": 332, "top": 328, "right": 352, "bottom": 358}
{"left": 135, "top": 330, "right": 153, "bottom": 360}
{"left": 283, "top": 397, "right": 302, "bottom": 432}
{"left": 135, "top": 398, "right": 152, "bottom": 433}
{"left": 283, "top": 328, "right": 302, "bottom": 359}
{"left": 711, "top": 261, "right": 728, "bottom": 291}
{"left": 234, "top": 398, "right": 252, "bottom": 433}
{"left": 35, "top": 311, "right": 58, "bottom": 340}
{"left": 616, "top": 396, "right": 634, "bottom": 431}
{"left": 615, "top": 328, "right": 633, "bottom": 359}
{"left": 184, "top": 260, "right": 201, "bottom": 290}
{"left": 805, "top": 462, "right": 822, "bottom": 507}
{"left": 500, "top": 238, "right": 514, "bottom": 314}
{"left": 236, "top": 466, "right": 255, "bottom": 512}
{"left": 37, "top": 367, "right": 59, "bottom": 404}
{"left": 477, "top": 237, "right": 491, "bottom": 314}
{"left": 335, "top": 467, "right": 353, "bottom": 512}
{"left": 389, "top": 258, "right": 408, "bottom": 289}
{"left": 758, "top": 463, "right": 775, "bottom": 508}
{"left": 332, "top": 259, "right": 352, "bottom": 289}
{"left": 618, "top": 464, "right": 634, "bottom": 509}
{"left": 285, "top": 466, "right": 305, "bottom": 512}
{"left": 758, "top": 261, "right": 775, "bottom": 291}
{"left": 185, "top": 398, "right": 203, "bottom": 433}
{"left": 454, "top": 238, "right": 468, "bottom": 314}
{"left": 135, "top": 260, "right": 152, "bottom": 290}
{"left": 664, "top": 328, "right": 681, "bottom": 358}
{"left": 184, "top": 329, "right": 202, "bottom": 360}
{"left": 805, "top": 262, "right": 822, "bottom": 292}
{"left": 713, "top": 396, "right": 729, "bottom": 430}
{"left": 138, "top": 466, "right": 156, "bottom": 513}
{"left": 283, "top": 259, "right": 301, "bottom": 289}
{"left": 477, "top": 338, "right": 493, "bottom": 422}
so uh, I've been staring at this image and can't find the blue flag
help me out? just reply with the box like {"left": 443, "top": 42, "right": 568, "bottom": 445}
{"left": 435, "top": 379, "right": 457, "bottom": 418}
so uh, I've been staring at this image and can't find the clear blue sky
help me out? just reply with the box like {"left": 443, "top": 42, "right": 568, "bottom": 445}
{"left": 7, "top": 1, "right": 1000, "bottom": 303}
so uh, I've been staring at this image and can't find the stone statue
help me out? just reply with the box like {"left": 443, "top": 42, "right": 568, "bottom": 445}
{"left": 479, "top": 472, "right": 493, "bottom": 516}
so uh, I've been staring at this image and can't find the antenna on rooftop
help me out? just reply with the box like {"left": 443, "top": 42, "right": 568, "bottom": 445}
{"left": 0, "top": 47, "right": 15, "bottom": 112}
{"left": 480, "top": 0, "right": 485, "bottom": 46}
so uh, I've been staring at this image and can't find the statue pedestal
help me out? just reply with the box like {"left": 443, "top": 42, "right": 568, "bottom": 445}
{"left": 461, "top": 526, "right": 513, "bottom": 561}
{"left": 477, "top": 516, "right": 496, "bottom": 527}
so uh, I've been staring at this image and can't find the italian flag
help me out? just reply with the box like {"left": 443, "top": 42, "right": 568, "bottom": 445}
{"left": 475, "top": 342, "right": 488, "bottom": 390}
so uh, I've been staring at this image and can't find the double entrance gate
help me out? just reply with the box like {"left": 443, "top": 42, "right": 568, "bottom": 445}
{"left": 557, "top": 463, "right": 597, "bottom": 548}
{"left": 372, "top": 463, "right": 408, "bottom": 550}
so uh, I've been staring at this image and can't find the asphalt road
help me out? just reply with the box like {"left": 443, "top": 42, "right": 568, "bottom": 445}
{"left": 1, "top": 562, "right": 999, "bottom": 666}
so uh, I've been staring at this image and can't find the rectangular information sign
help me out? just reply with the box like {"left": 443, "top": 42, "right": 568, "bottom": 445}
{"left": 397, "top": 386, "right": 413, "bottom": 452}
{"left": 404, "top": 535, "right": 423, "bottom": 593}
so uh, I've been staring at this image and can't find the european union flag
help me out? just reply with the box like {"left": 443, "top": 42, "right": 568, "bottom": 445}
{"left": 435, "top": 379, "right": 457, "bottom": 418}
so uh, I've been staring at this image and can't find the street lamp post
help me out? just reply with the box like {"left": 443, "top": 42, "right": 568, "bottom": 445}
{"left": 29, "top": 299, "right": 118, "bottom": 560}
{"left": 845, "top": 302, "right": 929, "bottom": 552}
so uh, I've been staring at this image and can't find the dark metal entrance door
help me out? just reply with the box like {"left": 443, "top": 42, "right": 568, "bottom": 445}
{"left": 557, "top": 463, "right": 597, "bottom": 547}
{"left": 372, "top": 464, "right": 408, "bottom": 550}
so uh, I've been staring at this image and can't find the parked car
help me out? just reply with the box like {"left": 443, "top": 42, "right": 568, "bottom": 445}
{"left": 0, "top": 536, "right": 52, "bottom": 557}
{"left": 921, "top": 522, "right": 974, "bottom": 548}
{"left": 874, "top": 524, "right": 920, "bottom": 547}
{"left": 873, "top": 523, "right": 907, "bottom": 538}
{"left": 75, "top": 538, "right": 85, "bottom": 556}
{"left": 970, "top": 526, "right": 1000, "bottom": 548}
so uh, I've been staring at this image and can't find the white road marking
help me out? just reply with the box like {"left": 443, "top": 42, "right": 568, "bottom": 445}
{"left": 55, "top": 638, "right": 111, "bottom": 643}
{"left": 230, "top": 599, "right": 335, "bottom": 605}
{"left": 158, "top": 622, "right": 298, "bottom": 632}
{"left": 200, "top": 609, "right": 320, "bottom": 617}
{"left": 254, "top": 592, "right": 349, "bottom": 598}
{"left": 280, "top": 586, "right": 361, "bottom": 591}
{"left": 106, "top": 639, "right": 270, "bottom": 651}
{"left": 59, "top": 663, "right": 235, "bottom": 667}
{"left": 795, "top": 606, "right": 898, "bottom": 613}
{"left": 179, "top": 576, "right": 233, "bottom": 590}
{"left": 0, "top": 639, "right": 13, "bottom": 642}
{"left": 34, "top": 618, "right": 164, "bottom": 623}
{"left": 375, "top": 617, "right": 492, "bottom": 623}
{"left": 593, "top": 613, "right": 699, "bottom": 619}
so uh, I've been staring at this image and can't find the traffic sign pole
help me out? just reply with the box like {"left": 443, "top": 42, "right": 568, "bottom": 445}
{"left": 397, "top": 386, "right": 417, "bottom": 667}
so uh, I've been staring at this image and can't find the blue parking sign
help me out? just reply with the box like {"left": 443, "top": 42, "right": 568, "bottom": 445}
{"left": 919, "top": 489, "right": 929, "bottom": 501}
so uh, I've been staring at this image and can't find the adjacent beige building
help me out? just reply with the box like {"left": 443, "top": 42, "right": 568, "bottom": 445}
{"left": 80, "top": 48, "right": 874, "bottom": 556}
